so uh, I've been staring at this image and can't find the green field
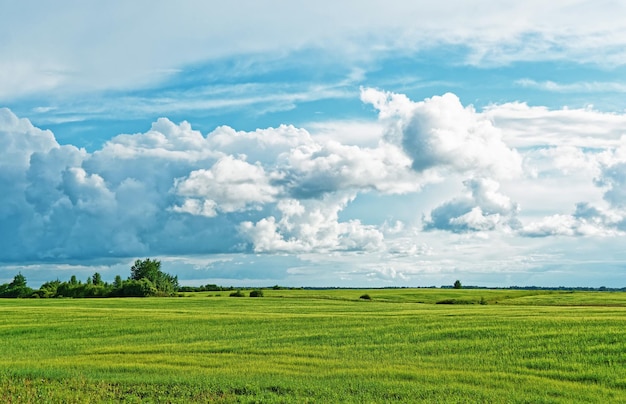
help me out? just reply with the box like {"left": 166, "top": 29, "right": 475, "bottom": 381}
{"left": 1, "top": 289, "right": 625, "bottom": 403}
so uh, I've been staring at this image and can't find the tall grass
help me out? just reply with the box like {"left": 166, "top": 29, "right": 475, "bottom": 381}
{"left": 1, "top": 290, "right": 625, "bottom": 402}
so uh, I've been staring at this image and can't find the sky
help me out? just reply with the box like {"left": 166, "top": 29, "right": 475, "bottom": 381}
{"left": 2, "top": 1, "right": 626, "bottom": 288}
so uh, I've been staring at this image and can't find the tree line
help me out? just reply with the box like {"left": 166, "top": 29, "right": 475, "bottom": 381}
{"left": 0, "top": 259, "right": 180, "bottom": 298}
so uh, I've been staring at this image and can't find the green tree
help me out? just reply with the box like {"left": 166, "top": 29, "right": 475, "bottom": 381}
{"left": 92, "top": 272, "right": 103, "bottom": 286}
{"left": 113, "top": 275, "right": 123, "bottom": 289}
{"left": 131, "top": 258, "right": 161, "bottom": 284}
{"left": 119, "top": 278, "right": 157, "bottom": 297}
{"left": 37, "top": 280, "right": 61, "bottom": 298}
{"left": 0, "top": 273, "right": 33, "bottom": 298}
{"left": 10, "top": 273, "right": 27, "bottom": 288}
{"left": 454, "top": 280, "right": 462, "bottom": 289}
{"left": 129, "top": 258, "right": 178, "bottom": 296}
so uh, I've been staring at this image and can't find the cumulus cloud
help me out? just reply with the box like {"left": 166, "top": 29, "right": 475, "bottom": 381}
{"left": 0, "top": 109, "right": 67, "bottom": 258}
{"left": 172, "top": 156, "right": 280, "bottom": 216}
{"left": 423, "top": 178, "right": 520, "bottom": 233}
{"left": 0, "top": 108, "right": 58, "bottom": 171}
{"left": 281, "top": 140, "right": 421, "bottom": 197}
{"left": 206, "top": 124, "right": 314, "bottom": 165}
{"left": 361, "top": 88, "right": 522, "bottom": 178}
{"left": 596, "top": 162, "right": 626, "bottom": 209}
{"left": 513, "top": 141, "right": 626, "bottom": 238}
{"left": 240, "top": 195, "right": 384, "bottom": 253}
{"left": 0, "top": 112, "right": 231, "bottom": 262}
{"left": 519, "top": 203, "right": 623, "bottom": 237}
{"left": 5, "top": 83, "right": 626, "bottom": 288}
{"left": 522, "top": 146, "right": 601, "bottom": 179}
{"left": 0, "top": 105, "right": 427, "bottom": 263}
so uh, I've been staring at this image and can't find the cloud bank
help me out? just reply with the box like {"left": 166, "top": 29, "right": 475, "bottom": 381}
{"left": 3, "top": 86, "right": 626, "bottom": 285}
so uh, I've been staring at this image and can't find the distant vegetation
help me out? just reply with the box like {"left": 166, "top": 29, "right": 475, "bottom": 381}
{"left": 2, "top": 268, "right": 625, "bottom": 300}
{"left": 0, "top": 258, "right": 179, "bottom": 298}
{"left": 249, "top": 289, "right": 264, "bottom": 297}
{"left": 0, "top": 273, "right": 31, "bottom": 298}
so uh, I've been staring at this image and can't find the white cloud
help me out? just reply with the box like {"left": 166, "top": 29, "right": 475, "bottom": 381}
{"left": 516, "top": 79, "right": 626, "bottom": 93}
{"left": 282, "top": 139, "right": 423, "bottom": 197}
{"left": 526, "top": 146, "right": 600, "bottom": 177}
{"left": 3, "top": 2, "right": 626, "bottom": 100}
{"left": 304, "top": 120, "right": 384, "bottom": 148}
{"left": 96, "top": 118, "right": 214, "bottom": 161}
{"left": 362, "top": 88, "right": 522, "bottom": 178}
{"left": 0, "top": 108, "right": 63, "bottom": 226}
{"left": 240, "top": 194, "right": 384, "bottom": 253}
{"left": 424, "top": 178, "right": 520, "bottom": 233}
{"left": 206, "top": 124, "right": 314, "bottom": 165}
{"left": 5, "top": 82, "right": 626, "bottom": 286}
{"left": 172, "top": 156, "right": 280, "bottom": 215}
{"left": 0, "top": 62, "right": 68, "bottom": 99}
{"left": 484, "top": 102, "right": 626, "bottom": 149}
{"left": 519, "top": 201, "right": 623, "bottom": 238}
{"left": 596, "top": 156, "right": 626, "bottom": 211}
{"left": 1, "top": 106, "right": 417, "bottom": 262}
{"left": 170, "top": 199, "right": 219, "bottom": 218}
{"left": 62, "top": 167, "right": 115, "bottom": 214}
{"left": 0, "top": 108, "right": 59, "bottom": 169}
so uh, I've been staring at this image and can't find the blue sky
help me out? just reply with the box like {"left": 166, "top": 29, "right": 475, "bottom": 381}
{"left": 2, "top": 1, "right": 626, "bottom": 288}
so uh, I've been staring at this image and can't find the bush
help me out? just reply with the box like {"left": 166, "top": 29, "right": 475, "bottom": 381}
{"left": 436, "top": 299, "right": 474, "bottom": 305}
{"left": 229, "top": 290, "right": 245, "bottom": 297}
{"left": 359, "top": 294, "right": 372, "bottom": 300}
{"left": 118, "top": 278, "right": 157, "bottom": 297}
{"left": 249, "top": 290, "right": 264, "bottom": 297}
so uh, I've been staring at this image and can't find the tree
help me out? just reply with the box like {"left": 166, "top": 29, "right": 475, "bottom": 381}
{"left": 119, "top": 278, "right": 157, "bottom": 297}
{"left": 37, "top": 280, "right": 61, "bottom": 298}
{"left": 129, "top": 258, "right": 178, "bottom": 296}
{"left": 131, "top": 258, "right": 161, "bottom": 284}
{"left": 10, "top": 273, "right": 27, "bottom": 288}
{"left": 92, "top": 272, "right": 103, "bottom": 286}
{"left": 113, "top": 275, "right": 123, "bottom": 289}
{"left": 454, "top": 280, "right": 462, "bottom": 289}
{"left": 0, "top": 273, "right": 33, "bottom": 298}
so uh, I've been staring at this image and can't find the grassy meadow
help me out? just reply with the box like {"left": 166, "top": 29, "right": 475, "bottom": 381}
{"left": 1, "top": 289, "right": 625, "bottom": 403}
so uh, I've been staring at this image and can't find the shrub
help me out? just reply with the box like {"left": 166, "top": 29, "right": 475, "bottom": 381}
{"left": 360, "top": 294, "right": 372, "bottom": 300}
{"left": 121, "top": 278, "right": 158, "bottom": 297}
{"left": 436, "top": 299, "right": 474, "bottom": 305}
{"left": 249, "top": 290, "right": 264, "bottom": 297}
{"left": 229, "top": 290, "right": 245, "bottom": 297}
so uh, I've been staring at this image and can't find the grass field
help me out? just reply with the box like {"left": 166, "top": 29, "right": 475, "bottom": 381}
{"left": 1, "top": 289, "right": 625, "bottom": 403}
